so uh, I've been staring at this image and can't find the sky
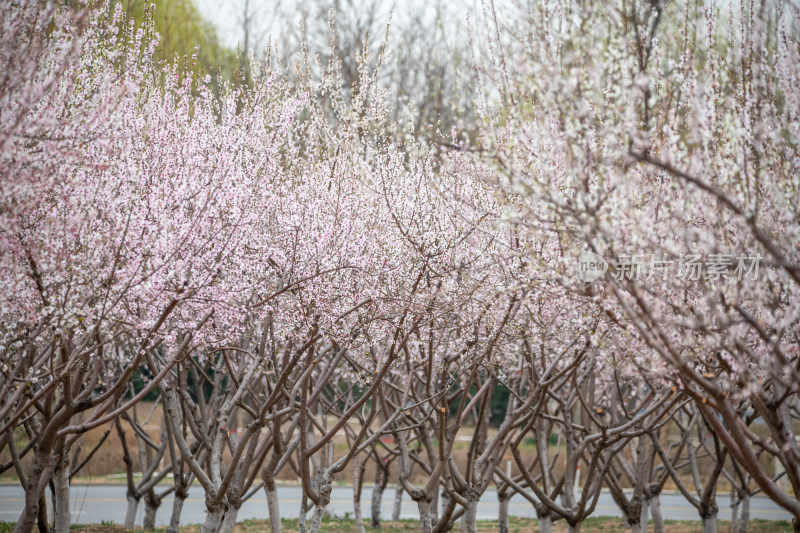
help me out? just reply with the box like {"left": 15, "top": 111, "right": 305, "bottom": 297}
{"left": 195, "top": 0, "right": 479, "bottom": 53}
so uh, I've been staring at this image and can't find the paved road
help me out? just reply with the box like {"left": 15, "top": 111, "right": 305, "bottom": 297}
{"left": 0, "top": 484, "right": 792, "bottom": 526}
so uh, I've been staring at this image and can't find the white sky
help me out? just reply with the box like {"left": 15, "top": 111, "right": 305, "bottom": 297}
{"left": 195, "top": 0, "right": 479, "bottom": 53}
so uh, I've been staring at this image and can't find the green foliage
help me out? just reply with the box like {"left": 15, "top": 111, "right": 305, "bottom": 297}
{"left": 523, "top": 433, "right": 559, "bottom": 448}
{"left": 116, "top": 0, "right": 241, "bottom": 87}
{"left": 128, "top": 367, "right": 161, "bottom": 401}
{"left": 489, "top": 382, "right": 510, "bottom": 426}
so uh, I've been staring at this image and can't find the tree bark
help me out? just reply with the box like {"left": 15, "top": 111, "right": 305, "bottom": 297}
{"left": 53, "top": 460, "right": 71, "bottom": 533}
{"left": 730, "top": 490, "right": 739, "bottom": 533}
{"left": 440, "top": 489, "right": 450, "bottom": 524}
{"left": 166, "top": 491, "right": 186, "bottom": 533}
{"left": 265, "top": 481, "right": 282, "bottom": 533}
{"left": 371, "top": 484, "right": 384, "bottom": 528}
{"left": 498, "top": 492, "right": 510, "bottom": 533}
{"left": 308, "top": 502, "right": 327, "bottom": 533}
{"left": 36, "top": 496, "right": 48, "bottom": 533}
{"left": 430, "top": 484, "right": 439, "bottom": 524}
{"left": 14, "top": 494, "right": 41, "bottom": 533}
{"left": 417, "top": 499, "right": 433, "bottom": 533}
{"left": 143, "top": 497, "right": 158, "bottom": 531}
{"left": 700, "top": 498, "right": 718, "bottom": 533}
{"left": 462, "top": 496, "right": 478, "bottom": 533}
{"left": 124, "top": 494, "right": 140, "bottom": 530}
{"left": 641, "top": 498, "right": 650, "bottom": 533}
{"left": 627, "top": 507, "right": 642, "bottom": 533}
{"left": 299, "top": 494, "right": 308, "bottom": 533}
{"left": 13, "top": 435, "right": 58, "bottom": 533}
{"left": 650, "top": 493, "right": 665, "bottom": 533}
{"left": 199, "top": 505, "right": 225, "bottom": 533}
{"left": 538, "top": 511, "right": 554, "bottom": 533}
{"left": 567, "top": 522, "right": 582, "bottom": 533}
{"left": 354, "top": 498, "right": 366, "bottom": 533}
{"left": 217, "top": 505, "right": 239, "bottom": 533}
{"left": 308, "top": 478, "right": 332, "bottom": 533}
{"left": 353, "top": 458, "right": 366, "bottom": 533}
{"left": 393, "top": 484, "right": 404, "bottom": 521}
{"left": 737, "top": 493, "right": 750, "bottom": 533}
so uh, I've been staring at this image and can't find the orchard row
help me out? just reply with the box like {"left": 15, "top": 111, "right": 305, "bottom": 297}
{"left": 1, "top": 1, "right": 798, "bottom": 533}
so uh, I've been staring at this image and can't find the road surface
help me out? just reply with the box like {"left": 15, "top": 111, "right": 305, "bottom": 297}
{"left": 0, "top": 484, "right": 792, "bottom": 526}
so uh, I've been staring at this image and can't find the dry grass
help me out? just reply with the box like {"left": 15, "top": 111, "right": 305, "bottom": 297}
{"left": 0, "top": 403, "right": 783, "bottom": 495}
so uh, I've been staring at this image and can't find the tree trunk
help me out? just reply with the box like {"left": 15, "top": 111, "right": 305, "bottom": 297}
{"left": 353, "top": 458, "right": 366, "bottom": 533}
{"left": 538, "top": 512, "right": 554, "bottom": 533}
{"left": 462, "top": 497, "right": 478, "bottom": 533}
{"left": 730, "top": 490, "right": 739, "bottom": 533}
{"left": 124, "top": 494, "right": 140, "bottom": 530}
{"left": 627, "top": 505, "right": 643, "bottom": 533}
{"left": 36, "top": 496, "right": 48, "bottom": 533}
{"left": 265, "top": 481, "right": 282, "bottom": 533}
{"left": 417, "top": 499, "right": 433, "bottom": 533}
{"left": 567, "top": 522, "right": 582, "bottom": 533}
{"left": 217, "top": 505, "right": 239, "bottom": 533}
{"left": 641, "top": 498, "right": 650, "bottom": 533}
{"left": 737, "top": 493, "right": 750, "bottom": 533}
{"left": 430, "top": 484, "right": 439, "bottom": 524}
{"left": 13, "top": 448, "right": 54, "bottom": 533}
{"left": 650, "top": 493, "right": 665, "bottom": 533}
{"left": 353, "top": 500, "right": 366, "bottom": 533}
{"left": 393, "top": 484, "right": 403, "bottom": 521}
{"left": 354, "top": 500, "right": 365, "bottom": 533}
{"left": 701, "top": 515, "right": 717, "bottom": 533}
{"left": 143, "top": 498, "right": 158, "bottom": 531}
{"left": 354, "top": 494, "right": 365, "bottom": 533}
{"left": 299, "top": 494, "right": 308, "bottom": 533}
{"left": 498, "top": 493, "right": 510, "bottom": 533}
{"left": 199, "top": 505, "right": 225, "bottom": 533}
{"left": 166, "top": 492, "right": 186, "bottom": 533}
{"left": 440, "top": 490, "right": 450, "bottom": 523}
{"left": 308, "top": 478, "right": 332, "bottom": 533}
{"left": 308, "top": 503, "right": 327, "bottom": 533}
{"left": 370, "top": 484, "right": 384, "bottom": 528}
{"left": 700, "top": 498, "right": 719, "bottom": 533}
{"left": 53, "top": 461, "right": 71, "bottom": 533}
{"left": 13, "top": 500, "right": 39, "bottom": 533}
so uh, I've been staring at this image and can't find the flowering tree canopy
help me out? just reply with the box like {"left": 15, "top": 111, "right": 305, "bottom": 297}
{"left": 1, "top": 1, "right": 799, "bottom": 533}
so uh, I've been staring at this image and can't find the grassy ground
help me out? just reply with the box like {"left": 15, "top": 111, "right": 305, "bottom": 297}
{"left": 1, "top": 517, "right": 793, "bottom": 533}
